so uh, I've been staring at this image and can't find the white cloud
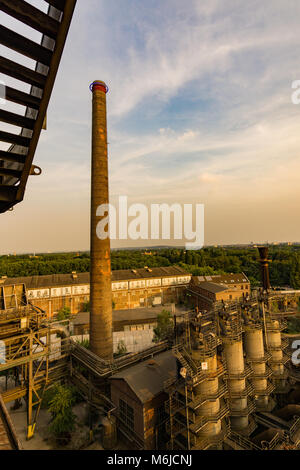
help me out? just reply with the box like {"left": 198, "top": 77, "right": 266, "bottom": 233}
{"left": 1, "top": 0, "right": 300, "bottom": 252}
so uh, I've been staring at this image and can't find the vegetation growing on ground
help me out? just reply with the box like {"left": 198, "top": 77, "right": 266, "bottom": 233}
{"left": 153, "top": 309, "right": 173, "bottom": 342}
{"left": 286, "top": 317, "right": 300, "bottom": 334}
{"left": 77, "top": 338, "right": 90, "bottom": 349}
{"left": 56, "top": 306, "right": 71, "bottom": 321}
{"left": 47, "top": 384, "right": 76, "bottom": 444}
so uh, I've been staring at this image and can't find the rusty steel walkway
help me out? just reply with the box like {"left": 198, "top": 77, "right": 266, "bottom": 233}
{"left": 0, "top": 393, "right": 20, "bottom": 450}
{"left": 0, "top": 0, "right": 77, "bottom": 213}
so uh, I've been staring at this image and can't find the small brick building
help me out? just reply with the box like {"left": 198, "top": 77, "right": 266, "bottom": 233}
{"left": 110, "top": 350, "right": 177, "bottom": 450}
{"left": 188, "top": 273, "right": 250, "bottom": 311}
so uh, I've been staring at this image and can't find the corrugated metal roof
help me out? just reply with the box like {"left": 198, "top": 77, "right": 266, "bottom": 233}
{"left": 197, "top": 281, "right": 229, "bottom": 293}
{"left": 2, "top": 266, "right": 189, "bottom": 289}
{"left": 112, "top": 266, "right": 189, "bottom": 281}
{"left": 110, "top": 350, "right": 177, "bottom": 404}
{"left": 72, "top": 306, "right": 186, "bottom": 325}
{"left": 193, "top": 272, "right": 249, "bottom": 285}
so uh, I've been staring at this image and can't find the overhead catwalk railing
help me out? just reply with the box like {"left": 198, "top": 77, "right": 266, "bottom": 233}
{"left": 0, "top": 0, "right": 77, "bottom": 213}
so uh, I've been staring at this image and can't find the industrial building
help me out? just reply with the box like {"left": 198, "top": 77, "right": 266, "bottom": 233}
{"left": 1, "top": 267, "right": 191, "bottom": 316}
{"left": 188, "top": 273, "right": 250, "bottom": 311}
{"left": 110, "top": 350, "right": 176, "bottom": 449}
{"left": 0, "top": 2, "right": 300, "bottom": 451}
{"left": 71, "top": 306, "right": 187, "bottom": 335}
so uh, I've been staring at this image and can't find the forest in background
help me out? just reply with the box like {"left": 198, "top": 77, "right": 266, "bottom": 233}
{"left": 0, "top": 245, "right": 300, "bottom": 289}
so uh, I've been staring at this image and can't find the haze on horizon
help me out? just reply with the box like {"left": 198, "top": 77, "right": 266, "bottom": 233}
{"left": 1, "top": 0, "right": 300, "bottom": 255}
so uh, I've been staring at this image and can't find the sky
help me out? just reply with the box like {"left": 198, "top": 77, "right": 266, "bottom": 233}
{"left": 1, "top": 0, "right": 300, "bottom": 253}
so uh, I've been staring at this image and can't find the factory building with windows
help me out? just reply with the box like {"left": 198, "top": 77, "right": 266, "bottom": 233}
{"left": 188, "top": 273, "right": 251, "bottom": 311}
{"left": 1, "top": 266, "right": 191, "bottom": 316}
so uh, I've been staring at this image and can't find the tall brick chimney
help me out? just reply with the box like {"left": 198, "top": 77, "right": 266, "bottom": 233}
{"left": 89, "top": 80, "right": 113, "bottom": 360}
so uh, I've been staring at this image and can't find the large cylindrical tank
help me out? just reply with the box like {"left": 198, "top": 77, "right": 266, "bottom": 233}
{"left": 224, "top": 339, "right": 249, "bottom": 431}
{"left": 224, "top": 340, "right": 244, "bottom": 373}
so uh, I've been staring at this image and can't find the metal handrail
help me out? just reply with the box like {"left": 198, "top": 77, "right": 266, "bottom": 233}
{"left": 186, "top": 383, "right": 228, "bottom": 410}
{"left": 253, "top": 381, "right": 275, "bottom": 395}
{"left": 193, "top": 421, "right": 231, "bottom": 449}
{"left": 190, "top": 403, "right": 230, "bottom": 433}
{"left": 229, "top": 399, "right": 256, "bottom": 416}
{"left": 228, "top": 431, "right": 261, "bottom": 451}
{"left": 289, "top": 416, "right": 300, "bottom": 438}
{"left": 250, "top": 364, "right": 273, "bottom": 379}
{"left": 227, "top": 381, "right": 255, "bottom": 398}
{"left": 247, "top": 351, "right": 272, "bottom": 363}
{"left": 268, "top": 352, "right": 290, "bottom": 365}
{"left": 224, "top": 363, "right": 253, "bottom": 380}
{"left": 267, "top": 338, "right": 289, "bottom": 351}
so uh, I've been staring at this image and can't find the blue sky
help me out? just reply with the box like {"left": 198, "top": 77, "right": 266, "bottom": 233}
{"left": 1, "top": 0, "right": 300, "bottom": 253}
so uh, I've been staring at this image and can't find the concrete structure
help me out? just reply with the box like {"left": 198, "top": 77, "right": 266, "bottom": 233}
{"left": 165, "top": 282, "right": 300, "bottom": 450}
{"left": 168, "top": 310, "right": 230, "bottom": 450}
{"left": 220, "top": 308, "right": 255, "bottom": 435}
{"left": 244, "top": 325, "right": 274, "bottom": 412}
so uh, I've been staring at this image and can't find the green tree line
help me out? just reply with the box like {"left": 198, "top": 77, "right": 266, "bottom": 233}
{"left": 1, "top": 245, "right": 300, "bottom": 289}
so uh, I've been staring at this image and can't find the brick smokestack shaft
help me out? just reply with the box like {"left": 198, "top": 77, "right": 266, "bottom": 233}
{"left": 258, "top": 246, "right": 271, "bottom": 292}
{"left": 89, "top": 80, "right": 113, "bottom": 360}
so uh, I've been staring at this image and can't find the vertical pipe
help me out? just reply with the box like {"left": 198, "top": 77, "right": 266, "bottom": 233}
{"left": 258, "top": 246, "right": 271, "bottom": 292}
{"left": 89, "top": 80, "right": 113, "bottom": 360}
{"left": 184, "top": 382, "right": 191, "bottom": 450}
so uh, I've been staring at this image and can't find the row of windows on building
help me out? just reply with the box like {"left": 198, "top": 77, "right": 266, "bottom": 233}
{"left": 119, "top": 398, "right": 166, "bottom": 443}
{"left": 123, "top": 323, "right": 157, "bottom": 332}
{"left": 27, "top": 276, "right": 191, "bottom": 299}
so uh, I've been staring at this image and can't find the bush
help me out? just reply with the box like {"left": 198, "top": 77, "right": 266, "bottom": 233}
{"left": 77, "top": 338, "right": 90, "bottom": 349}
{"left": 48, "top": 384, "right": 76, "bottom": 444}
{"left": 153, "top": 310, "right": 173, "bottom": 342}
{"left": 286, "top": 317, "right": 300, "bottom": 334}
{"left": 56, "top": 306, "right": 71, "bottom": 321}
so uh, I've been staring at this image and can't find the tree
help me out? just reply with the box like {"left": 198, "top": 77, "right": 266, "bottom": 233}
{"left": 48, "top": 384, "right": 76, "bottom": 444}
{"left": 286, "top": 317, "right": 300, "bottom": 334}
{"left": 56, "top": 306, "right": 71, "bottom": 321}
{"left": 153, "top": 310, "right": 173, "bottom": 342}
{"left": 290, "top": 255, "right": 300, "bottom": 289}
